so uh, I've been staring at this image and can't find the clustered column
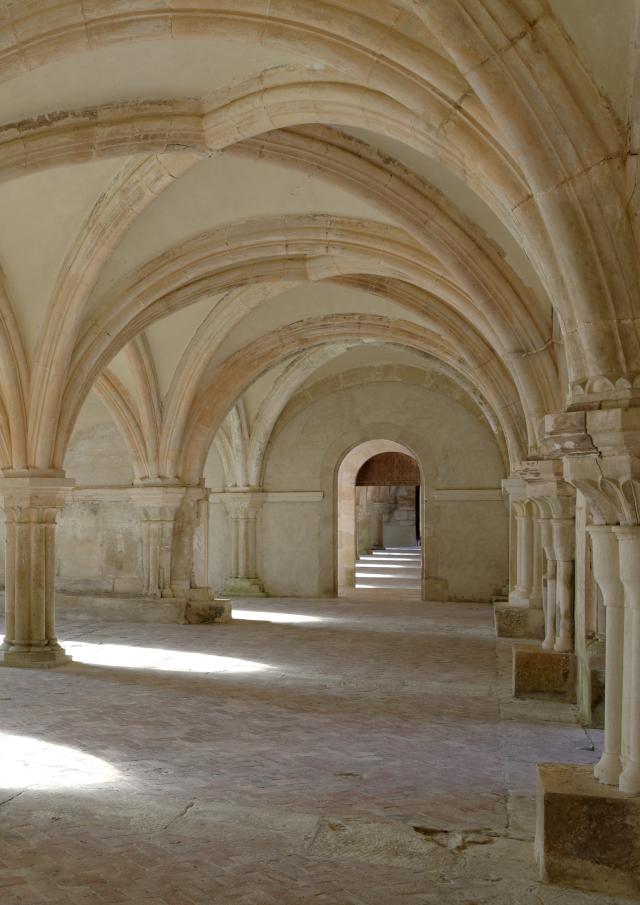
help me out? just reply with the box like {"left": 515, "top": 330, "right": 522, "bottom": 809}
{"left": 587, "top": 524, "right": 640, "bottom": 794}
{"left": 550, "top": 409, "right": 640, "bottom": 798}
{"left": 0, "top": 476, "right": 74, "bottom": 668}
{"left": 223, "top": 489, "right": 267, "bottom": 597}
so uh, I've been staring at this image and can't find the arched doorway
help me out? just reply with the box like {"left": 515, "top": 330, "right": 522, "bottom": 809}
{"left": 336, "top": 440, "right": 425, "bottom": 598}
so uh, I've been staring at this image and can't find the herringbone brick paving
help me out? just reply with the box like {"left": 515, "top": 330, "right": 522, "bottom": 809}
{"left": 0, "top": 598, "right": 623, "bottom": 904}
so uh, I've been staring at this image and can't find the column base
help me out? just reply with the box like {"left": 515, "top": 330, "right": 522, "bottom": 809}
{"left": 494, "top": 602, "right": 545, "bottom": 639}
{"left": 424, "top": 577, "right": 449, "bottom": 601}
{"left": 0, "top": 642, "right": 71, "bottom": 669}
{"left": 224, "top": 578, "right": 267, "bottom": 597}
{"left": 513, "top": 645, "right": 576, "bottom": 702}
{"left": 536, "top": 763, "right": 640, "bottom": 898}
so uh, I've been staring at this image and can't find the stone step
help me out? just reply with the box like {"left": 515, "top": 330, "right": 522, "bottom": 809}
{"left": 354, "top": 548, "right": 422, "bottom": 590}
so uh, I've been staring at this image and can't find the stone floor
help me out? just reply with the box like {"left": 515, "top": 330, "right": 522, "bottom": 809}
{"left": 0, "top": 597, "right": 627, "bottom": 904}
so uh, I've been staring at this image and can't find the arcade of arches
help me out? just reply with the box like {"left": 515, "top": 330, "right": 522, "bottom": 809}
{"left": 0, "top": 1, "right": 639, "bottom": 901}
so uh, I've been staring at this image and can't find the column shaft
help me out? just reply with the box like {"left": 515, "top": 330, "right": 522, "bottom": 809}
{"left": 616, "top": 527, "right": 640, "bottom": 795}
{"left": 589, "top": 526, "right": 624, "bottom": 786}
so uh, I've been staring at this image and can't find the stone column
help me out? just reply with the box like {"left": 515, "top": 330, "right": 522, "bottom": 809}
{"left": 223, "top": 489, "right": 267, "bottom": 597}
{"left": 615, "top": 526, "right": 640, "bottom": 795}
{"left": 511, "top": 501, "right": 534, "bottom": 604}
{"left": 130, "top": 485, "right": 185, "bottom": 598}
{"left": 589, "top": 525, "right": 624, "bottom": 786}
{"left": 530, "top": 514, "right": 544, "bottom": 610}
{"left": 538, "top": 512, "right": 557, "bottom": 650}
{"left": 0, "top": 476, "right": 74, "bottom": 668}
{"left": 551, "top": 514, "right": 575, "bottom": 653}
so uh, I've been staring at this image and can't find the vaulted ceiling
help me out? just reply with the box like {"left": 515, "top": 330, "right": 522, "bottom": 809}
{"left": 0, "top": 0, "right": 637, "bottom": 484}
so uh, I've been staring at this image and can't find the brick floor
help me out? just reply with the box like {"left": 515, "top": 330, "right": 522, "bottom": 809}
{"left": 0, "top": 598, "right": 622, "bottom": 904}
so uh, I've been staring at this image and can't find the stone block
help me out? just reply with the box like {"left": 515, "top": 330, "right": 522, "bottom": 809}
{"left": 185, "top": 599, "right": 232, "bottom": 624}
{"left": 494, "top": 603, "right": 544, "bottom": 639}
{"left": 513, "top": 646, "right": 576, "bottom": 702}
{"left": 536, "top": 763, "right": 640, "bottom": 898}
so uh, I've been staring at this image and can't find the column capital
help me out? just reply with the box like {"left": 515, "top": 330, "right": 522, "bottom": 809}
{"left": 221, "top": 487, "right": 266, "bottom": 518}
{"left": 502, "top": 474, "right": 527, "bottom": 499}
{"left": 540, "top": 408, "right": 640, "bottom": 526}
{"left": 0, "top": 475, "right": 75, "bottom": 512}
{"left": 513, "top": 459, "right": 576, "bottom": 519}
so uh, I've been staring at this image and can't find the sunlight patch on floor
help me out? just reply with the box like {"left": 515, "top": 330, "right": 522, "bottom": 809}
{"left": 64, "top": 640, "right": 272, "bottom": 674}
{"left": 232, "top": 610, "right": 324, "bottom": 624}
{"left": 0, "top": 733, "right": 118, "bottom": 789}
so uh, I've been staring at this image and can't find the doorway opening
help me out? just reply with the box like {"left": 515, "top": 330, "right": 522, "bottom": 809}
{"left": 336, "top": 440, "right": 424, "bottom": 597}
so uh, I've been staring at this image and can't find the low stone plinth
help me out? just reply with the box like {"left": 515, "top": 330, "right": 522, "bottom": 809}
{"left": 56, "top": 593, "right": 232, "bottom": 625}
{"left": 513, "top": 645, "right": 576, "bottom": 702}
{"left": 494, "top": 602, "right": 544, "bottom": 639}
{"left": 536, "top": 763, "right": 640, "bottom": 897}
{"left": 185, "top": 598, "right": 232, "bottom": 624}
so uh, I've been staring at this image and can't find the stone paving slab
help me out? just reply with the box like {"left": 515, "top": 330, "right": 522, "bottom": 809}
{"left": 0, "top": 597, "right": 622, "bottom": 904}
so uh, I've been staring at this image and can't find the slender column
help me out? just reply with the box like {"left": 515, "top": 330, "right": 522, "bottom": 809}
{"left": 539, "top": 515, "right": 557, "bottom": 650}
{"left": 511, "top": 503, "right": 534, "bottom": 604}
{"left": 130, "top": 486, "right": 185, "bottom": 598}
{"left": 530, "top": 514, "right": 544, "bottom": 609}
{"left": 0, "top": 476, "right": 74, "bottom": 668}
{"left": 589, "top": 526, "right": 624, "bottom": 786}
{"left": 223, "top": 489, "right": 266, "bottom": 597}
{"left": 615, "top": 526, "right": 640, "bottom": 795}
{"left": 552, "top": 516, "right": 575, "bottom": 653}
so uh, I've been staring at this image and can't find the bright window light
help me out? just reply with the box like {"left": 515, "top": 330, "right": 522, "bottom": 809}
{"left": 232, "top": 610, "right": 323, "bottom": 624}
{"left": 64, "top": 641, "right": 272, "bottom": 674}
{"left": 0, "top": 733, "right": 118, "bottom": 789}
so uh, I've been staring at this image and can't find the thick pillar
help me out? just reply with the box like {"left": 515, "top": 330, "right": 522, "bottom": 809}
{"left": 589, "top": 526, "right": 624, "bottom": 786}
{"left": 615, "top": 526, "right": 640, "bottom": 795}
{"left": 0, "top": 476, "right": 74, "bottom": 668}
{"left": 130, "top": 485, "right": 185, "bottom": 598}
{"left": 223, "top": 489, "right": 267, "bottom": 597}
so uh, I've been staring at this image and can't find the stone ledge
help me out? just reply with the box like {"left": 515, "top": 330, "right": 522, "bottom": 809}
{"left": 536, "top": 763, "right": 640, "bottom": 898}
{"left": 513, "top": 646, "right": 576, "bottom": 702}
{"left": 56, "top": 593, "right": 232, "bottom": 625}
{"left": 494, "top": 602, "right": 545, "bottom": 639}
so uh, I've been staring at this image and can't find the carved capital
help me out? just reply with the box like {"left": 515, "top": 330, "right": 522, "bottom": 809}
{"left": 540, "top": 408, "right": 640, "bottom": 526}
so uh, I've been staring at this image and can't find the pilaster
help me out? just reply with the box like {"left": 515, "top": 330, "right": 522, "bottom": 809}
{"left": 222, "top": 488, "right": 267, "bottom": 597}
{"left": 129, "top": 484, "right": 185, "bottom": 598}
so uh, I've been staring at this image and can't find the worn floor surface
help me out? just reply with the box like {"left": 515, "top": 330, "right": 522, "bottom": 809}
{"left": 0, "top": 598, "right": 625, "bottom": 904}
